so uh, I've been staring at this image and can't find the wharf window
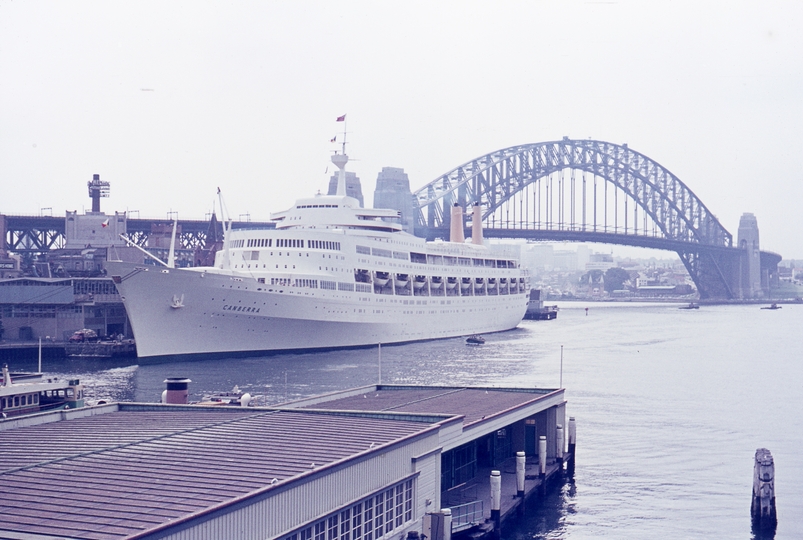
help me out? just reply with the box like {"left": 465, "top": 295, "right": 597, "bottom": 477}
{"left": 392, "top": 251, "right": 408, "bottom": 260}
{"left": 458, "top": 257, "right": 471, "bottom": 266}
{"left": 320, "top": 280, "right": 337, "bottom": 290}
{"left": 485, "top": 259, "right": 496, "bottom": 268}
{"left": 427, "top": 255, "right": 443, "bottom": 265}
{"left": 372, "top": 247, "right": 392, "bottom": 258}
{"left": 280, "top": 478, "right": 415, "bottom": 540}
{"left": 473, "top": 258, "right": 484, "bottom": 266}
{"left": 443, "top": 256, "right": 457, "bottom": 266}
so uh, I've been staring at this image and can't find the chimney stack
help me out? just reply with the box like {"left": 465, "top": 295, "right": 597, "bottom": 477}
{"left": 449, "top": 204, "right": 465, "bottom": 243}
{"left": 471, "top": 203, "right": 484, "bottom": 245}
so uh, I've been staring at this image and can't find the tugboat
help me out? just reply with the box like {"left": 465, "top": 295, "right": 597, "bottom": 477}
{"left": 466, "top": 335, "right": 485, "bottom": 345}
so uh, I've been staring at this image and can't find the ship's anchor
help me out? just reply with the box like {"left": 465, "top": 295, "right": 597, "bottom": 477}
{"left": 170, "top": 294, "right": 185, "bottom": 309}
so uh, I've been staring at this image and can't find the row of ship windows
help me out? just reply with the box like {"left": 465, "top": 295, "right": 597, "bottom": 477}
{"left": 358, "top": 246, "right": 516, "bottom": 268}
{"left": 281, "top": 479, "right": 413, "bottom": 540}
{"left": 228, "top": 240, "right": 515, "bottom": 269}
{"left": 233, "top": 238, "right": 342, "bottom": 251}
{"left": 2, "top": 393, "right": 38, "bottom": 409}
{"left": 255, "top": 274, "right": 526, "bottom": 297}
{"left": 1, "top": 388, "right": 80, "bottom": 410}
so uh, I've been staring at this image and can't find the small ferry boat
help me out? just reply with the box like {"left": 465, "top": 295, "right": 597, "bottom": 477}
{"left": 678, "top": 303, "right": 699, "bottom": 310}
{"left": 1, "top": 364, "right": 85, "bottom": 418}
{"left": 761, "top": 303, "right": 782, "bottom": 310}
{"left": 523, "top": 289, "right": 559, "bottom": 320}
{"left": 466, "top": 334, "right": 485, "bottom": 345}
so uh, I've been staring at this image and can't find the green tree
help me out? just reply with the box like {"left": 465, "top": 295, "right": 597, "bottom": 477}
{"left": 604, "top": 267, "right": 632, "bottom": 292}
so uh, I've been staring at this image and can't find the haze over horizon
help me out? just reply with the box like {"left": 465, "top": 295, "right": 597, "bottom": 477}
{"left": 2, "top": 1, "right": 801, "bottom": 259}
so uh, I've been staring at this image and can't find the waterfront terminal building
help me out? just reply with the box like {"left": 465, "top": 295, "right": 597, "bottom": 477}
{"left": 0, "top": 384, "right": 568, "bottom": 539}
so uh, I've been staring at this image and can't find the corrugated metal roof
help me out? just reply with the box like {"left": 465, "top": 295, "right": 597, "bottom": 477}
{"left": 0, "top": 408, "right": 431, "bottom": 540}
{"left": 296, "top": 386, "right": 557, "bottom": 426}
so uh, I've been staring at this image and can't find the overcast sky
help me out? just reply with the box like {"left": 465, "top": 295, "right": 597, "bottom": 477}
{"left": 1, "top": 1, "right": 801, "bottom": 258}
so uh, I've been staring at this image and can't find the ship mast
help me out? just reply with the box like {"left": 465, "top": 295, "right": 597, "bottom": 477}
{"left": 332, "top": 115, "right": 348, "bottom": 196}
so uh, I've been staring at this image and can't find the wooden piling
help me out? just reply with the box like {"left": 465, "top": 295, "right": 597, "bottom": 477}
{"left": 566, "top": 417, "right": 576, "bottom": 476}
{"left": 515, "top": 451, "right": 526, "bottom": 497}
{"left": 751, "top": 448, "right": 777, "bottom": 531}
{"left": 490, "top": 470, "right": 501, "bottom": 527}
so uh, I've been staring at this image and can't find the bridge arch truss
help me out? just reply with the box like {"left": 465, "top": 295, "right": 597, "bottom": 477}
{"left": 414, "top": 138, "right": 731, "bottom": 248}
{"left": 412, "top": 139, "right": 744, "bottom": 299}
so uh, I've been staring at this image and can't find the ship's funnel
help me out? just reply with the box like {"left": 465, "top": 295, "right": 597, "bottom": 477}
{"left": 450, "top": 204, "right": 465, "bottom": 243}
{"left": 472, "top": 203, "right": 484, "bottom": 245}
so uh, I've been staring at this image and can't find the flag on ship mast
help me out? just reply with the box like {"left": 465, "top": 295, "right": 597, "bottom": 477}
{"left": 336, "top": 114, "right": 346, "bottom": 122}
{"left": 330, "top": 135, "right": 336, "bottom": 143}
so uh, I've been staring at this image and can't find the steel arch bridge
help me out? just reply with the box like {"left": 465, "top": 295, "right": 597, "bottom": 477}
{"left": 413, "top": 138, "right": 780, "bottom": 300}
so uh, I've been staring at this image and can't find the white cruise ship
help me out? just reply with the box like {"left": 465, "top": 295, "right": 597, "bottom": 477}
{"left": 107, "top": 150, "right": 529, "bottom": 359}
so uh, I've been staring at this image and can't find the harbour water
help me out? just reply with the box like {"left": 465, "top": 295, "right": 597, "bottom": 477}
{"left": 17, "top": 302, "right": 803, "bottom": 539}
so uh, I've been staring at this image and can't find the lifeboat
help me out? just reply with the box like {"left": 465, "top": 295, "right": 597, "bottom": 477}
{"left": 355, "top": 269, "right": 371, "bottom": 283}
{"left": 460, "top": 277, "right": 472, "bottom": 290}
{"left": 487, "top": 278, "right": 497, "bottom": 290}
{"left": 474, "top": 277, "right": 485, "bottom": 290}
{"left": 395, "top": 274, "right": 410, "bottom": 288}
{"left": 373, "top": 271, "right": 390, "bottom": 286}
{"left": 446, "top": 277, "right": 458, "bottom": 289}
{"left": 414, "top": 275, "right": 427, "bottom": 289}
{"left": 431, "top": 276, "right": 444, "bottom": 289}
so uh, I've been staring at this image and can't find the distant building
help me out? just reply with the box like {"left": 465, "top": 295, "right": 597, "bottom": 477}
{"left": 576, "top": 245, "right": 591, "bottom": 269}
{"left": 0, "top": 277, "right": 131, "bottom": 340}
{"left": 586, "top": 253, "right": 615, "bottom": 271}
{"left": 523, "top": 244, "right": 555, "bottom": 271}
{"left": 0, "top": 215, "right": 20, "bottom": 278}
{"left": 328, "top": 171, "right": 364, "bottom": 207}
{"left": 553, "top": 250, "right": 578, "bottom": 272}
{"left": 373, "top": 167, "right": 415, "bottom": 234}
{"left": 64, "top": 210, "right": 128, "bottom": 249}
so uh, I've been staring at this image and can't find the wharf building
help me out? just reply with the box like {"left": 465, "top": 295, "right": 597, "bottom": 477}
{"left": 0, "top": 175, "right": 231, "bottom": 343}
{"left": 0, "top": 383, "right": 569, "bottom": 540}
{"left": 0, "top": 176, "right": 143, "bottom": 342}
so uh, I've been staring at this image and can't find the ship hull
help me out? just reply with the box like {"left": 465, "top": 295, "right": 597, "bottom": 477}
{"left": 108, "top": 261, "right": 528, "bottom": 359}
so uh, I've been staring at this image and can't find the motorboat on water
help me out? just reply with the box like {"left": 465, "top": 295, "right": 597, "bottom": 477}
{"left": 465, "top": 335, "right": 485, "bottom": 345}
